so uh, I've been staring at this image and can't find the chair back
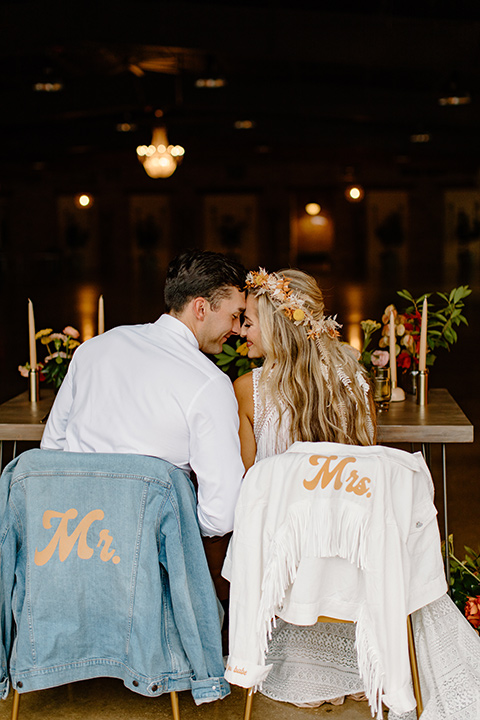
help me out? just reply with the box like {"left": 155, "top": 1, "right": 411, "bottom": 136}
{"left": 0, "top": 449, "right": 228, "bottom": 709}
{"left": 225, "top": 441, "right": 447, "bottom": 718}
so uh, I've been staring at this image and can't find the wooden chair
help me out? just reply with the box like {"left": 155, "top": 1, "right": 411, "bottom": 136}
{"left": 243, "top": 614, "right": 423, "bottom": 720}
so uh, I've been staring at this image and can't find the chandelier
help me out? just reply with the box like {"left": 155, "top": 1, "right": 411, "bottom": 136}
{"left": 136, "top": 126, "right": 185, "bottom": 179}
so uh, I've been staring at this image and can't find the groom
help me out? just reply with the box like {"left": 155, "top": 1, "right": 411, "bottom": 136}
{"left": 41, "top": 248, "right": 247, "bottom": 600}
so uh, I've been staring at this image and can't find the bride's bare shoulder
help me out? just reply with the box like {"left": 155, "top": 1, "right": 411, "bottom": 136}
{"left": 234, "top": 372, "right": 255, "bottom": 420}
{"left": 233, "top": 370, "right": 254, "bottom": 398}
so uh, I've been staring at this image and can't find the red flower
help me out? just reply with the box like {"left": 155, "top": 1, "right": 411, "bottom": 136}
{"left": 465, "top": 596, "right": 480, "bottom": 629}
{"left": 397, "top": 351, "right": 412, "bottom": 370}
{"left": 403, "top": 310, "right": 422, "bottom": 334}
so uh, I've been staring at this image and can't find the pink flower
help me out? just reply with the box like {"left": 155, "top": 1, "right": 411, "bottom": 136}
{"left": 44, "top": 352, "right": 67, "bottom": 362}
{"left": 63, "top": 326, "right": 80, "bottom": 338}
{"left": 371, "top": 350, "right": 389, "bottom": 367}
{"left": 18, "top": 364, "right": 29, "bottom": 378}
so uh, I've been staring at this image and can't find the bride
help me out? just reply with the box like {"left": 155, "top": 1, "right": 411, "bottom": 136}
{"left": 231, "top": 267, "right": 480, "bottom": 719}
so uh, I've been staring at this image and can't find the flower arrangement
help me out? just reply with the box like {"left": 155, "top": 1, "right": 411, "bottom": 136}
{"left": 359, "top": 320, "right": 389, "bottom": 369}
{"left": 214, "top": 338, "right": 263, "bottom": 379}
{"left": 360, "top": 286, "right": 471, "bottom": 372}
{"left": 446, "top": 535, "right": 480, "bottom": 633}
{"left": 18, "top": 326, "right": 81, "bottom": 391}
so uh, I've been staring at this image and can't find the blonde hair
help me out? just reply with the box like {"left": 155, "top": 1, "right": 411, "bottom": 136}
{"left": 251, "top": 269, "right": 376, "bottom": 447}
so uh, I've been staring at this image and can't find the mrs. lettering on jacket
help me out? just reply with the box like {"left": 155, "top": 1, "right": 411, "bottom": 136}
{"left": 303, "top": 455, "right": 372, "bottom": 498}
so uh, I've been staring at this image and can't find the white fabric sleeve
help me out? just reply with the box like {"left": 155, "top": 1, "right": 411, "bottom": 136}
{"left": 40, "top": 366, "right": 74, "bottom": 450}
{"left": 187, "top": 375, "right": 245, "bottom": 537}
{"left": 224, "top": 472, "right": 273, "bottom": 689}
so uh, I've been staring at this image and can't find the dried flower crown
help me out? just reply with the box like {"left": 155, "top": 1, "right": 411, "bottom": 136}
{"left": 245, "top": 268, "right": 341, "bottom": 340}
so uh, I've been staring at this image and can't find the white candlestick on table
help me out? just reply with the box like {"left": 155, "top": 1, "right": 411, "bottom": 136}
{"left": 418, "top": 296, "right": 428, "bottom": 372}
{"left": 28, "top": 298, "right": 37, "bottom": 370}
{"left": 98, "top": 295, "right": 105, "bottom": 335}
{"left": 389, "top": 310, "right": 405, "bottom": 402}
{"left": 389, "top": 310, "right": 397, "bottom": 388}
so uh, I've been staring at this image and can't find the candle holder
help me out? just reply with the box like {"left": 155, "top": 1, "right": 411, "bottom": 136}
{"left": 372, "top": 366, "right": 391, "bottom": 411}
{"left": 29, "top": 368, "right": 40, "bottom": 403}
{"left": 416, "top": 369, "right": 428, "bottom": 406}
{"left": 391, "top": 385, "right": 406, "bottom": 402}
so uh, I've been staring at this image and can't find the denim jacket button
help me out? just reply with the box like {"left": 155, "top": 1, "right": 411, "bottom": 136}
{"left": 132, "top": 680, "right": 139, "bottom": 687}
{"left": 151, "top": 684, "right": 158, "bottom": 692}
{"left": 17, "top": 682, "right": 23, "bottom": 689}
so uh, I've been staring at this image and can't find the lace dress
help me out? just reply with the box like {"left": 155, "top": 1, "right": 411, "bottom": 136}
{"left": 252, "top": 367, "right": 480, "bottom": 718}
{"left": 252, "top": 367, "right": 291, "bottom": 461}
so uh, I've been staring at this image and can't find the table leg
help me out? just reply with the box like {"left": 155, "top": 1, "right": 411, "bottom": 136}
{"left": 421, "top": 443, "right": 431, "bottom": 467}
{"left": 441, "top": 444, "right": 450, "bottom": 589}
{"left": 0, "top": 441, "right": 20, "bottom": 472}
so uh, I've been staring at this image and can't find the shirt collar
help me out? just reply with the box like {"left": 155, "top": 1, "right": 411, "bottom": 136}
{"left": 155, "top": 313, "right": 199, "bottom": 350}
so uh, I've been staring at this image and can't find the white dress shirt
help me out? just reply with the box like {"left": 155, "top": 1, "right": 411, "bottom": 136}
{"left": 41, "top": 314, "right": 245, "bottom": 537}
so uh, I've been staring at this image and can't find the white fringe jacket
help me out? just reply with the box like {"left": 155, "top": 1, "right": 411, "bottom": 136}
{"left": 223, "top": 442, "right": 447, "bottom": 719}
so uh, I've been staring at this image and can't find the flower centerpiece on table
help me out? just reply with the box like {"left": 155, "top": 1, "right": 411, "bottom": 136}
{"left": 214, "top": 338, "right": 263, "bottom": 379}
{"left": 360, "top": 286, "right": 471, "bottom": 374}
{"left": 18, "top": 326, "right": 81, "bottom": 391}
{"left": 359, "top": 320, "right": 390, "bottom": 369}
{"left": 445, "top": 535, "right": 480, "bottom": 634}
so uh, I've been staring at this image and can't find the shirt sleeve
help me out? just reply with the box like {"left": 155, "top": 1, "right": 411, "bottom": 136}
{"left": 40, "top": 366, "right": 74, "bottom": 450}
{"left": 187, "top": 374, "right": 245, "bottom": 537}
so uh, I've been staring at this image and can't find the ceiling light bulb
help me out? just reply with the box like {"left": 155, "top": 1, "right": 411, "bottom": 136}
{"left": 74, "top": 194, "right": 94, "bottom": 209}
{"left": 137, "top": 127, "right": 184, "bottom": 178}
{"left": 345, "top": 185, "right": 365, "bottom": 202}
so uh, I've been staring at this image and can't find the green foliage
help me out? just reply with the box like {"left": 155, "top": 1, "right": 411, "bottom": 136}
{"left": 214, "top": 338, "right": 263, "bottom": 378}
{"left": 397, "top": 286, "right": 471, "bottom": 364}
{"left": 359, "top": 319, "right": 382, "bottom": 369}
{"left": 41, "top": 357, "right": 70, "bottom": 389}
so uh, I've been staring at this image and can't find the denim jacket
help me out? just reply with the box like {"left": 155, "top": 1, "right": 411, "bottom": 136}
{"left": 0, "top": 449, "right": 230, "bottom": 705}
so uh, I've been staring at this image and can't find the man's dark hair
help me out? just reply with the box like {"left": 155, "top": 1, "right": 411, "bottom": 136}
{"left": 164, "top": 249, "right": 247, "bottom": 313}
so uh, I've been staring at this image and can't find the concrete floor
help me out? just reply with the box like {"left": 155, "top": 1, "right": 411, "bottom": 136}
{"left": 0, "top": 679, "right": 374, "bottom": 719}
{"left": 1, "top": 263, "right": 479, "bottom": 719}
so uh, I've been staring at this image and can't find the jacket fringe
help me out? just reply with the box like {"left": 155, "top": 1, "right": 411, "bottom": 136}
{"left": 257, "top": 500, "right": 371, "bottom": 657}
{"left": 355, "top": 606, "right": 385, "bottom": 719}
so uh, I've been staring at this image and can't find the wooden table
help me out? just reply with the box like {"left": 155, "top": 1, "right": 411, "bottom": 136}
{"left": 377, "top": 388, "right": 473, "bottom": 445}
{"left": 2, "top": 388, "right": 469, "bottom": 443}
{"left": 0, "top": 389, "right": 55, "bottom": 466}
{"left": 0, "top": 387, "right": 474, "bottom": 581}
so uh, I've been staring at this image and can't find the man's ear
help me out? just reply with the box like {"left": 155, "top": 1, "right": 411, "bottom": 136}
{"left": 191, "top": 297, "right": 207, "bottom": 321}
